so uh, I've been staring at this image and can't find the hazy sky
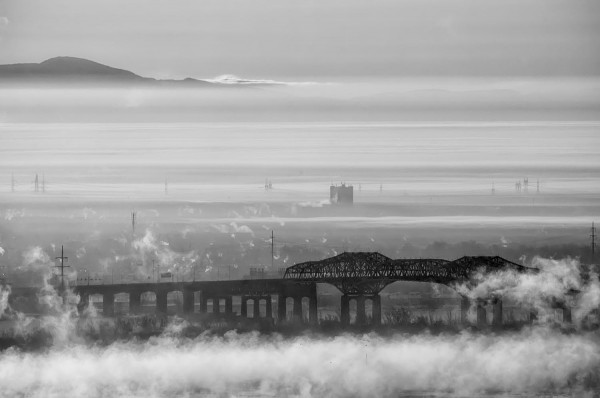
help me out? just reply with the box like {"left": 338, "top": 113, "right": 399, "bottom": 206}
{"left": 0, "top": 0, "right": 599, "bottom": 79}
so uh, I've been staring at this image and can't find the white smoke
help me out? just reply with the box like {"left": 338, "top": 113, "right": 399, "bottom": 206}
{"left": 0, "top": 283, "right": 11, "bottom": 316}
{"left": 20, "top": 246, "right": 52, "bottom": 273}
{"left": 454, "top": 256, "right": 600, "bottom": 323}
{"left": 297, "top": 199, "right": 331, "bottom": 208}
{"left": 4, "top": 208, "right": 25, "bottom": 221}
{"left": 131, "top": 229, "right": 199, "bottom": 278}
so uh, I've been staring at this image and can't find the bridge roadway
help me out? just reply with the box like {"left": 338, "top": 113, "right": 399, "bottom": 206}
{"left": 72, "top": 278, "right": 317, "bottom": 322}
{"left": 8, "top": 252, "right": 574, "bottom": 327}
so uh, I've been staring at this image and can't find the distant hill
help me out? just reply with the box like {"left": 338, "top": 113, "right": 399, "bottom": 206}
{"left": 0, "top": 56, "right": 214, "bottom": 87}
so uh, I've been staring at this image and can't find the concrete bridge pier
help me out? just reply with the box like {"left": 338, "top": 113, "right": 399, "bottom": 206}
{"left": 277, "top": 294, "right": 286, "bottom": 322}
{"left": 253, "top": 298, "right": 261, "bottom": 318}
{"left": 198, "top": 294, "right": 206, "bottom": 314}
{"left": 563, "top": 306, "right": 572, "bottom": 324}
{"left": 293, "top": 296, "right": 303, "bottom": 321}
{"left": 213, "top": 298, "right": 221, "bottom": 316}
{"left": 530, "top": 308, "right": 538, "bottom": 323}
{"left": 492, "top": 298, "right": 503, "bottom": 327}
{"left": 356, "top": 296, "right": 366, "bottom": 325}
{"left": 129, "top": 292, "right": 141, "bottom": 314}
{"left": 372, "top": 295, "right": 381, "bottom": 326}
{"left": 309, "top": 295, "right": 318, "bottom": 324}
{"left": 476, "top": 299, "right": 487, "bottom": 328}
{"left": 156, "top": 292, "right": 168, "bottom": 314}
{"left": 460, "top": 296, "right": 471, "bottom": 325}
{"left": 103, "top": 293, "right": 115, "bottom": 317}
{"left": 225, "top": 296, "right": 233, "bottom": 316}
{"left": 266, "top": 296, "right": 273, "bottom": 319}
{"left": 182, "top": 290, "right": 194, "bottom": 314}
{"left": 241, "top": 296, "right": 248, "bottom": 317}
{"left": 77, "top": 293, "right": 89, "bottom": 314}
{"left": 340, "top": 295, "right": 350, "bottom": 325}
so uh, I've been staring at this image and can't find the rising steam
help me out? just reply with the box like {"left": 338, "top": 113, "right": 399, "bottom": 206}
{"left": 454, "top": 256, "right": 600, "bottom": 324}
{"left": 0, "top": 329, "right": 598, "bottom": 397}
{"left": 1, "top": 255, "right": 599, "bottom": 397}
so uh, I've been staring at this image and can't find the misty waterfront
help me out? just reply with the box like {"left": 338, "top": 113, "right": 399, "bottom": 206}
{"left": 2, "top": 0, "right": 600, "bottom": 394}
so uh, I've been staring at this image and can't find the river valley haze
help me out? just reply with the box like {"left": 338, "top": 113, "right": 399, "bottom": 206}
{"left": 0, "top": 1, "right": 599, "bottom": 397}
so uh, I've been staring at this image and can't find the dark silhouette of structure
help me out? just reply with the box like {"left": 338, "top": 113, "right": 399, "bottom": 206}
{"left": 10, "top": 252, "right": 577, "bottom": 329}
{"left": 330, "top": 183, "right": 353, "bottom": 205}
{"left": 54, "top": 245, "right": 69, "bottom": 294}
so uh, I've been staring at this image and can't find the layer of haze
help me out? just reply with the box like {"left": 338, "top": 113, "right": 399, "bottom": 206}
{"left": 1, "top": 0, "right": 599, "bottom": 79}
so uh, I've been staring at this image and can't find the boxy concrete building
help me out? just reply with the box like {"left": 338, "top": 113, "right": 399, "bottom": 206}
{"left": 330, "top": 183, "right": 353, "bottom": 205}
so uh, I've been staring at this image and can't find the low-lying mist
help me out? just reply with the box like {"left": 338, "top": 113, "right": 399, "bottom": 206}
{"left": 0, "top": 255, "right": 599, "bottom": 397}
{"left": 0, "top": 327, "right": 599, "bottom": 397}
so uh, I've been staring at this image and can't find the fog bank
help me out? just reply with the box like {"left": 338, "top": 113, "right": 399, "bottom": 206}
{"left": 0, "top": 328, "right": 598, "bottom": 398}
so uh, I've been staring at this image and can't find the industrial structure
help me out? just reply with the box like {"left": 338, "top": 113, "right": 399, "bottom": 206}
{"left": 330, "top": 183, "right": 353, "bottom": 205}
{"left": 9, "top": 251, "right": 580, "bottom": 328}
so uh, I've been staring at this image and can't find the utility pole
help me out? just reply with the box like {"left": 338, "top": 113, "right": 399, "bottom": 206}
{"left": 131, "top": 211, "right": 136, "bottom": 238}
{"left": 34, "top": 173, "right": 39, "bottom": 192}
{"left": 152, "top": 259, "right": 157, "bottom": 283}
{"left": 271, "top": 230, "right": 274, "bottom": 269}
{"left": 592, "top": 222, "right": 597, "bottom": 262}
{"left": 54, "top": 245, "right": 69, "bottom": 294}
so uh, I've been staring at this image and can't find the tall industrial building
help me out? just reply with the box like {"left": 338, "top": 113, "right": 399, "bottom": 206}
{"left": 330, "top": 183, "right": 353, "bottom": 205}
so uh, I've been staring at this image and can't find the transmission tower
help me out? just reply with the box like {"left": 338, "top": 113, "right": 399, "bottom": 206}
{"left": 131, "top": 211, "right": 137, "bottom": 237}
{"left": 54, "top": 245, "right": 70, "bottom": 294}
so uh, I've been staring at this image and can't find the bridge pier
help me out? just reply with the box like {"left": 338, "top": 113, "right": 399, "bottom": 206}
{"left": 182, "top": 290, "right": 194, "bottom": 314}
{"left": 492, "top": 298, "right": 503, "bottom": 327}
{"left": 266, "top": 296, "right": 273, "bottom": 319}
{"left": 476, "top": 299, "right": 487, "bottom": 328}
{"left": 241, "top": 296, "right": 248, "bottom": 317}
{"left": 156, "top": 292, "right": 168, "bottom": 314}
{"left": 277, "top": 294, "right": 286, "bottom": 321}
{"left": 530, "top": 308, "right": 538, "bottom": 323}
{"left": 309, "top": 295, "right": 318, "bottom": 324}
{"left": 77, "top": 293, "right": 89, "bottom": 314}
{"left": 372, "top": 294, "right": 381, "bottom": 326}
{"left": 563, "top": 306, "right": 572, "bottom": 324}
{"left": 293, "top": 296, "right": 302, "bottom": 321}
{"left": 200, "top": 294, "right": 207, "bottom": 314}
{"left": 213, "top": 298, "right": 221, "bottom": 315}
{"left": 225, "top": 296, "right": 233, "bottom": 316}
{"left": 103, "top": 293, "right": 114, "bottom": 317}
{"left": 129, "top": 292, "right": 141, "bottom": 314}
{"left": 356, "top": 296, "right": 366, "bottom": 325}
{"left": 253, "top": 298, "right": 260, "bottom": 318}
{"left": 341, "top": 295, "right": 350, "bottom": 325}
{"left": 460, "top": 296, "right": 471, "bottom": 325}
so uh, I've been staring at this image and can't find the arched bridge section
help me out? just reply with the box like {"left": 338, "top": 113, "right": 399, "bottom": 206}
{"left": 284, "top": 251, "right": 533, "bottom": 293}
{"left": 283, "top": 252, "right": 537, "bottom": 326}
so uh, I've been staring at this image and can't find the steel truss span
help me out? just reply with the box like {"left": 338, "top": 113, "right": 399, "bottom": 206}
{"left": 283, "top": 252, "right": 535, "bottom": 294}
